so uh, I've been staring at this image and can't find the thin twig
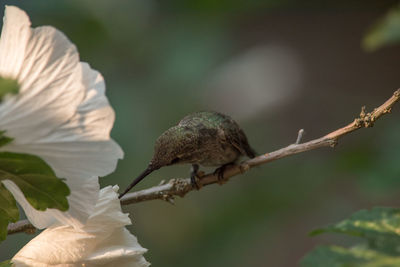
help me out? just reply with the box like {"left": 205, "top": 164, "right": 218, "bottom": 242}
{"left": 7, "top": 89, "right": 400, "bottom": 235}
{"left": 295, "top": 129, "right": 305, "bottom": 144}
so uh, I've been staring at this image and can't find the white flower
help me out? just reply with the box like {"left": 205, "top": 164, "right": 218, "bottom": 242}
{"left": 12, "top": 186, "right": 150, "bottom": 267}
{"left": 0, "top": 6, "right": 123, "bottom": 229}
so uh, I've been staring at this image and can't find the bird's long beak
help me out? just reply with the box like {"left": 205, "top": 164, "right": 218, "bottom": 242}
{"left": 118, "top": 166, "right": 154, "bottom": 199}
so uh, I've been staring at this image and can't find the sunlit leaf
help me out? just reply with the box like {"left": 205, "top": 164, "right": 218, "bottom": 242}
{"left": 363, "top": 5, "right": 400, "bottom": 51}
{"left": 0, "top": 77, "right": 18, "bottom": 102}
{"left": 304, "top": 207, "right": 400, "bottom": 266}
{"left": 302, "top": 245, "right": 400, "bottom": 267}
{"left": 310, "top": 207, "right": 400, "bottom": 253}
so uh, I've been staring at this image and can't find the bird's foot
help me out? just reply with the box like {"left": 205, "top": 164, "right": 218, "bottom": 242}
{"left": 213, "top": 163, "right": 235, "bottom": 185}
{"left": 190, "top": 164, "right": 202, "bottom": 190}
{"left": 190, "top": 175, "right": 201, "bottom": 190}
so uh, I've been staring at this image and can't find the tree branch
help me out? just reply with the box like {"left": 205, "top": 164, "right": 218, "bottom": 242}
{"left": 7, "top": 89, "right": 400, "bottom": 235}
{"left": 7, "top": 219, "right": 36, "bottom": 235}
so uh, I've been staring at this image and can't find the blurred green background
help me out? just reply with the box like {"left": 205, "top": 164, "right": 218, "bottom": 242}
{"left": 1, "top": 0, "right": 400, "bottom": 266}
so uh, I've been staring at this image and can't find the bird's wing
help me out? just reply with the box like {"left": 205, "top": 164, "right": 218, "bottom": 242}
{"left": 225, "top": 126, "right": 256, "bottom": 158}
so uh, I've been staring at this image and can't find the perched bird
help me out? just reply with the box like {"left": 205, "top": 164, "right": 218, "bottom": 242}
{"left": 119, "top": 111, "right": 255, "bottom": 198}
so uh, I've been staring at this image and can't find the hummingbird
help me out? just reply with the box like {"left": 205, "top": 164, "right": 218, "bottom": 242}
{"left": 119, "top": 111, "right": 256, "bottom": 199}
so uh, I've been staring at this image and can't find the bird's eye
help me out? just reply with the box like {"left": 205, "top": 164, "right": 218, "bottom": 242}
{"left": 170, "top": 157, "right": 180, "bottom": 165}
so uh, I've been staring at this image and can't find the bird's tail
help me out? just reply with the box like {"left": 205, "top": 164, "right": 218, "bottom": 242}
{"left": 246, "top": 146, "right": 257, "bottom": 158}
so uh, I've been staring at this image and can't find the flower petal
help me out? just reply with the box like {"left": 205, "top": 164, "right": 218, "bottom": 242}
{"left": 12, "top": 186, "right": 150, "bottom": 267}
{"left": 37, "top": 62, "right": 117, "bottom": 143}
{"left": 85, "top": 228, "right": 150, "bottom": 267}
{"left": 2, "top": 140, "right": 122, "bottom": 228}
{"left": 0, "top": 6, "right": 123, "bottom": 228}
{"left": 0, "top": 5, "right": 30, "bottom": 79}
{"left": 0, "top": 7, "right": 85, "bottom": 144}
{"left": 2, "top": 176, "right": 99, "bottom": 229}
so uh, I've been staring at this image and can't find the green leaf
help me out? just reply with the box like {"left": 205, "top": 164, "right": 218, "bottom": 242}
{"left": 304, "top": 207, "right": 400, "bottom": 266}
{"left": 0, "top": 183, "right": 18, "bottom": 241}
{"left": 310, "top": 207, "right": 400, "bottom": 254}
{"left": 0, "top": 152, "right": 70, "bottom": 212}
{"left": 0, "top": 152, "right": 70, "bottom": 241}
{"left": 0, "top": 131, "right": 13, "bottom": 148}
{"left": 0, "top": 260, "right": 12, "bottom": 267}
{"left": 0, "top": 77, "right": 19, "bottom": 102}
{"left": 302, "top": 245, "right": 400, "bottom": 267}
{"left": 363, "top": 5, "right": 400, "bottom": 51}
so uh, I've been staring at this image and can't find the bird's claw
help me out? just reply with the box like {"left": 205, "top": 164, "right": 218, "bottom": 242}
{"left": 214, "top": 164, "right": 233, "bottom": 185}
{"left": 190, "top": 164, "right": 202, "bottom": 190}
{"left": 190, "top": 174, "right": 202, "bottom": 190}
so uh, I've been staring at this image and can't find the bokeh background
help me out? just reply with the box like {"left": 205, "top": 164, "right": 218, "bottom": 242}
{"left": 1, "top": 0, "right": 400, "bottom": 266}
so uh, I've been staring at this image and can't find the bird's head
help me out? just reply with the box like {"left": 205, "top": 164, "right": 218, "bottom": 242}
{"left": 149, "top": 126, "right": 194, "bottom": 169}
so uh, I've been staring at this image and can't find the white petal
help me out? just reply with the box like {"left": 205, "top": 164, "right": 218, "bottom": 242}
{"left": 85, "top": 228, "right": 150, "bottom": 267}
{"left": 2, "top": 180, "right": 57, "bottom": 228}
{"left": 0, "top": 6, "right": 123, "bottom": 228}
{"left": 37, "top": 62, "right": 117, "bottom": 143}
{"left": 84, "top": 186, "right": 131, "bottom": 232}
{"left": 12, "top": 186, "right": 150, "bottom": 267}
{"left": 5, "top": 141, "right": 123, "bottom": 178}
{"left": 12, "top": 225, "right": 99, "bottom": 266}
{"left": 0, "top": 6, "right": 31, "bottom": 78}
{"left": 2, "top": 176, "right": 99, "bottom": 229}
{"left": 2, "top": 140, "right": 121, "bottom": 229}
{"left": 0, "top": 8, "right": 85, "bottom": 144}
